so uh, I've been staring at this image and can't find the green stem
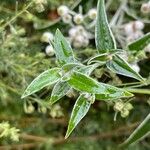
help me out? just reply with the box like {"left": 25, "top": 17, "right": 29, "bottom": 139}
{"left": 125, "top": 88, "right": 150, "bottom": 95}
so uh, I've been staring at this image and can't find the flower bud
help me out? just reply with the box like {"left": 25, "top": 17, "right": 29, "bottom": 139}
{"left": 113, "top": 101, "right": 124, "bottom": 112}
{"left": 24, "top": 104, "right": 35, "bottom": 114}
{"left": 121, "top": 108, "right": 129, "bottom": 118}
{"left": 124, "top": 23, "right": 133, "bottom": 36}
{"left": 141, "top": 3, "right": 150, "bottom": 14}
{"left": 38, "top": 106, "right": 47, "bottom": 114}
{"left": 62, "top": 14, "right": 72, "bottom": 24}
{"left": 74, "top": 14, "right": 84, "bottom": 24}
{"left": 134, "top": 21, "right": 144, "bottom": 30}
{"left": 35, "top": 3, "right": 45, "bottom": 13}
{"left": 45, "top": 45, "right": 55, "bottom": 56}
{"left": 124, "top": 103, "right": 133, "bottom": 111}
{"left": 88, "top": 8, "right": 97, "bottom": 19}
{"left": 41, "top": 32, "right": 54, "bottom": 43}
{"left": 57, "top": 5, "right": 69, "bottom": 16}
{"left": 69, "top": 27, "right": 77, "bottom": 37}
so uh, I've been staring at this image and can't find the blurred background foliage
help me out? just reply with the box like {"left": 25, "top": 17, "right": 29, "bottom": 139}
{"left": 0, "top": 0, "right": 149, "bottom": 149}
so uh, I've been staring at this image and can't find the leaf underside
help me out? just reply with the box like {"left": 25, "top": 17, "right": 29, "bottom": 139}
{"left": 106, "top": 55, "right": 144, "bottom": 82}
{"left": 22, "top": 68, "right": 61, "bottom": 98}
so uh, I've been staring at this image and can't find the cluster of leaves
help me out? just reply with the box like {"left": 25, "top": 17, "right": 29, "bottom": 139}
{"left": 22, "top": 0, "right": 150, "bottom": 146}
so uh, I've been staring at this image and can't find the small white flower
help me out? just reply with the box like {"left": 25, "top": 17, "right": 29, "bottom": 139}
{"left": 57, "top": 5, "right": 69, "bottom": 16}
{"left": 73, "top": 40, "right": 83, "bottom": 48}
{"left": 113, "top": 101, "right": 124, "bottom": 112}
{"left": 88, "top": 8, "right": 97, "bottom": 19}
{"left": 124, "top": 23, "right": 134, "bottom": 36}
{"left": 26, "top": 105, "right": 35, "bottom": 114}
{"left": 141, "top": 2, "right": 150, "bottom": 14}
{"left": 45, "top": 45, "right": 55, "bottom": 56}
{"left": 41, "top": 32, "right": 54, "bottom": 43}
{"left": 121, "top": 108, "right": 129, "bottom": 118}
{"left": 69, "top": 27, "right": 78, "bottom": 37}
{"left": 62, "top": 14, "right": 72, "bottom": 24}
{"left": 73, "top": 35, "right": 87, "bottom": 48}
{"left": 134, "top": 21, "right": 144, "bottom": 30}
{"left": 124, "top": 21, "right": 144, "bottom": 36}
{"left": 124, "top": 103, "right": 133, "bottom": 111}
{"left": 38, "top": 106, "right": 47, "bottom": 114}
{"left": 74, "top": 14, "right": 84, "bottom": 24}
{"left": 76, "top": 25, "right": 85, "bottom": 33}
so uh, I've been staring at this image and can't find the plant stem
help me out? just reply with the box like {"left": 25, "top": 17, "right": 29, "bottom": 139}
{"left": 125, "top": 88, "right": 150, "bottom": 95}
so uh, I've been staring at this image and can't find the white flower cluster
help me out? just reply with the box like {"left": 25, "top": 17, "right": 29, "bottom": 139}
{"left": 41, "top": 32, "right": 55, "bottom": 56}
{"left": 124, "top": 20, "right": 144, "bottom": 43}
{"left": 141, "top": 1, "right": 150, "bottom": 14}
{"left": 49, "top": 104, "right": 64, "bottom": 118}
{"left": 0, "top": 122, "right": 20, "bottom": 142}
{"left": 113, "top": 101, "right": 133, "bottom": 118}
{"left": 69, "top": 26, "right": 92, "bottom": 48}
{"left": 57, "top": 5, "right": 97, "bottom": 48}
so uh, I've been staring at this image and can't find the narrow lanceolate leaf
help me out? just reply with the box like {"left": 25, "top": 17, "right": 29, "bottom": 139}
{"left": 95, "top": 0, "right": 116, "bottom": 53}
{"left": 88, "top": 50, "right": 122, "bottom": 65}
{"left": 21, "top": 68, "right": 61, "bottom": 98}
{"left": 50, "top": 81, "right": 70, "bottom": 105}
{"left": 106, "top": 55, "right": 145, "bottom": 82}
{"left": 77, "top": 63, "right": 100, "bottom": 75}
{"left": 68, "top": 71, "right": 133, "bottom": 98}
{"left": 128, "top": 33, "right": 150, "bottom": 51}
{"left": 122, "top": 113, "right": 150, "bottom": 147}
{"left": 88, "top": 53, "right": 111, "bottom": 65}
{"left": 62, "top": 63, "right": 83, "bottom": 72}
{"left": 54, "top": 29, "right": 75, "bottom": 66}
{"left": 65, "top": 94, "right": 93, "bottom": 138}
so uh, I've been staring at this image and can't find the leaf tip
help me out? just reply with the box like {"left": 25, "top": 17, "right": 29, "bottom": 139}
{"left": 124, "top": 91, "right": 134, "bottom": 97}
{"left": 64, "top": 131, "right": 70, "bottom": 139}
{"left": 21, "top": 91, "right": 28, "bottom": 99}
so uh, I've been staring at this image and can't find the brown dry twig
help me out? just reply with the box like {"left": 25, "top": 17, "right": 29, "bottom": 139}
{"left": 0, "top": 122, "right": 139, "bottom": 149}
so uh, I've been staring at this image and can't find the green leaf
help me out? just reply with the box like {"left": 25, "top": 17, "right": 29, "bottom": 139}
{"left": 121, "top": 113, "right": 150, "bottom": 147}
{"left": 95, "top": 0, "right": 116, "bottom": 53}
{"left": 106, "top": 55, "right": 145, "bottom": 82}
{"left": 65, "top": 94, "right": 93, "bottom": 138}
{"left": 88, "top": 53, "right": 111, "bottom": 65}
{"left": 77, "top": 63, "right": 100, "bottom": 75}
{"left": 21, "top": 68, "right": 61, "bottom": 98}
{"left": 128, "top": 33, "right": 150, "bottom": 51}
{"left": 54, "top": 29, "right": 76, "bottom": 66}
{"left": 50, "top": 80, "right": 70, "bottom": 105}
{"left": 68, "top": 71, "right": 133, "bottom": 98}
{"left": 62, "top": 63, "right": 83, "bottom": 72}
{"left": 88, "top": 50, "right": 123, "bottom": 65}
